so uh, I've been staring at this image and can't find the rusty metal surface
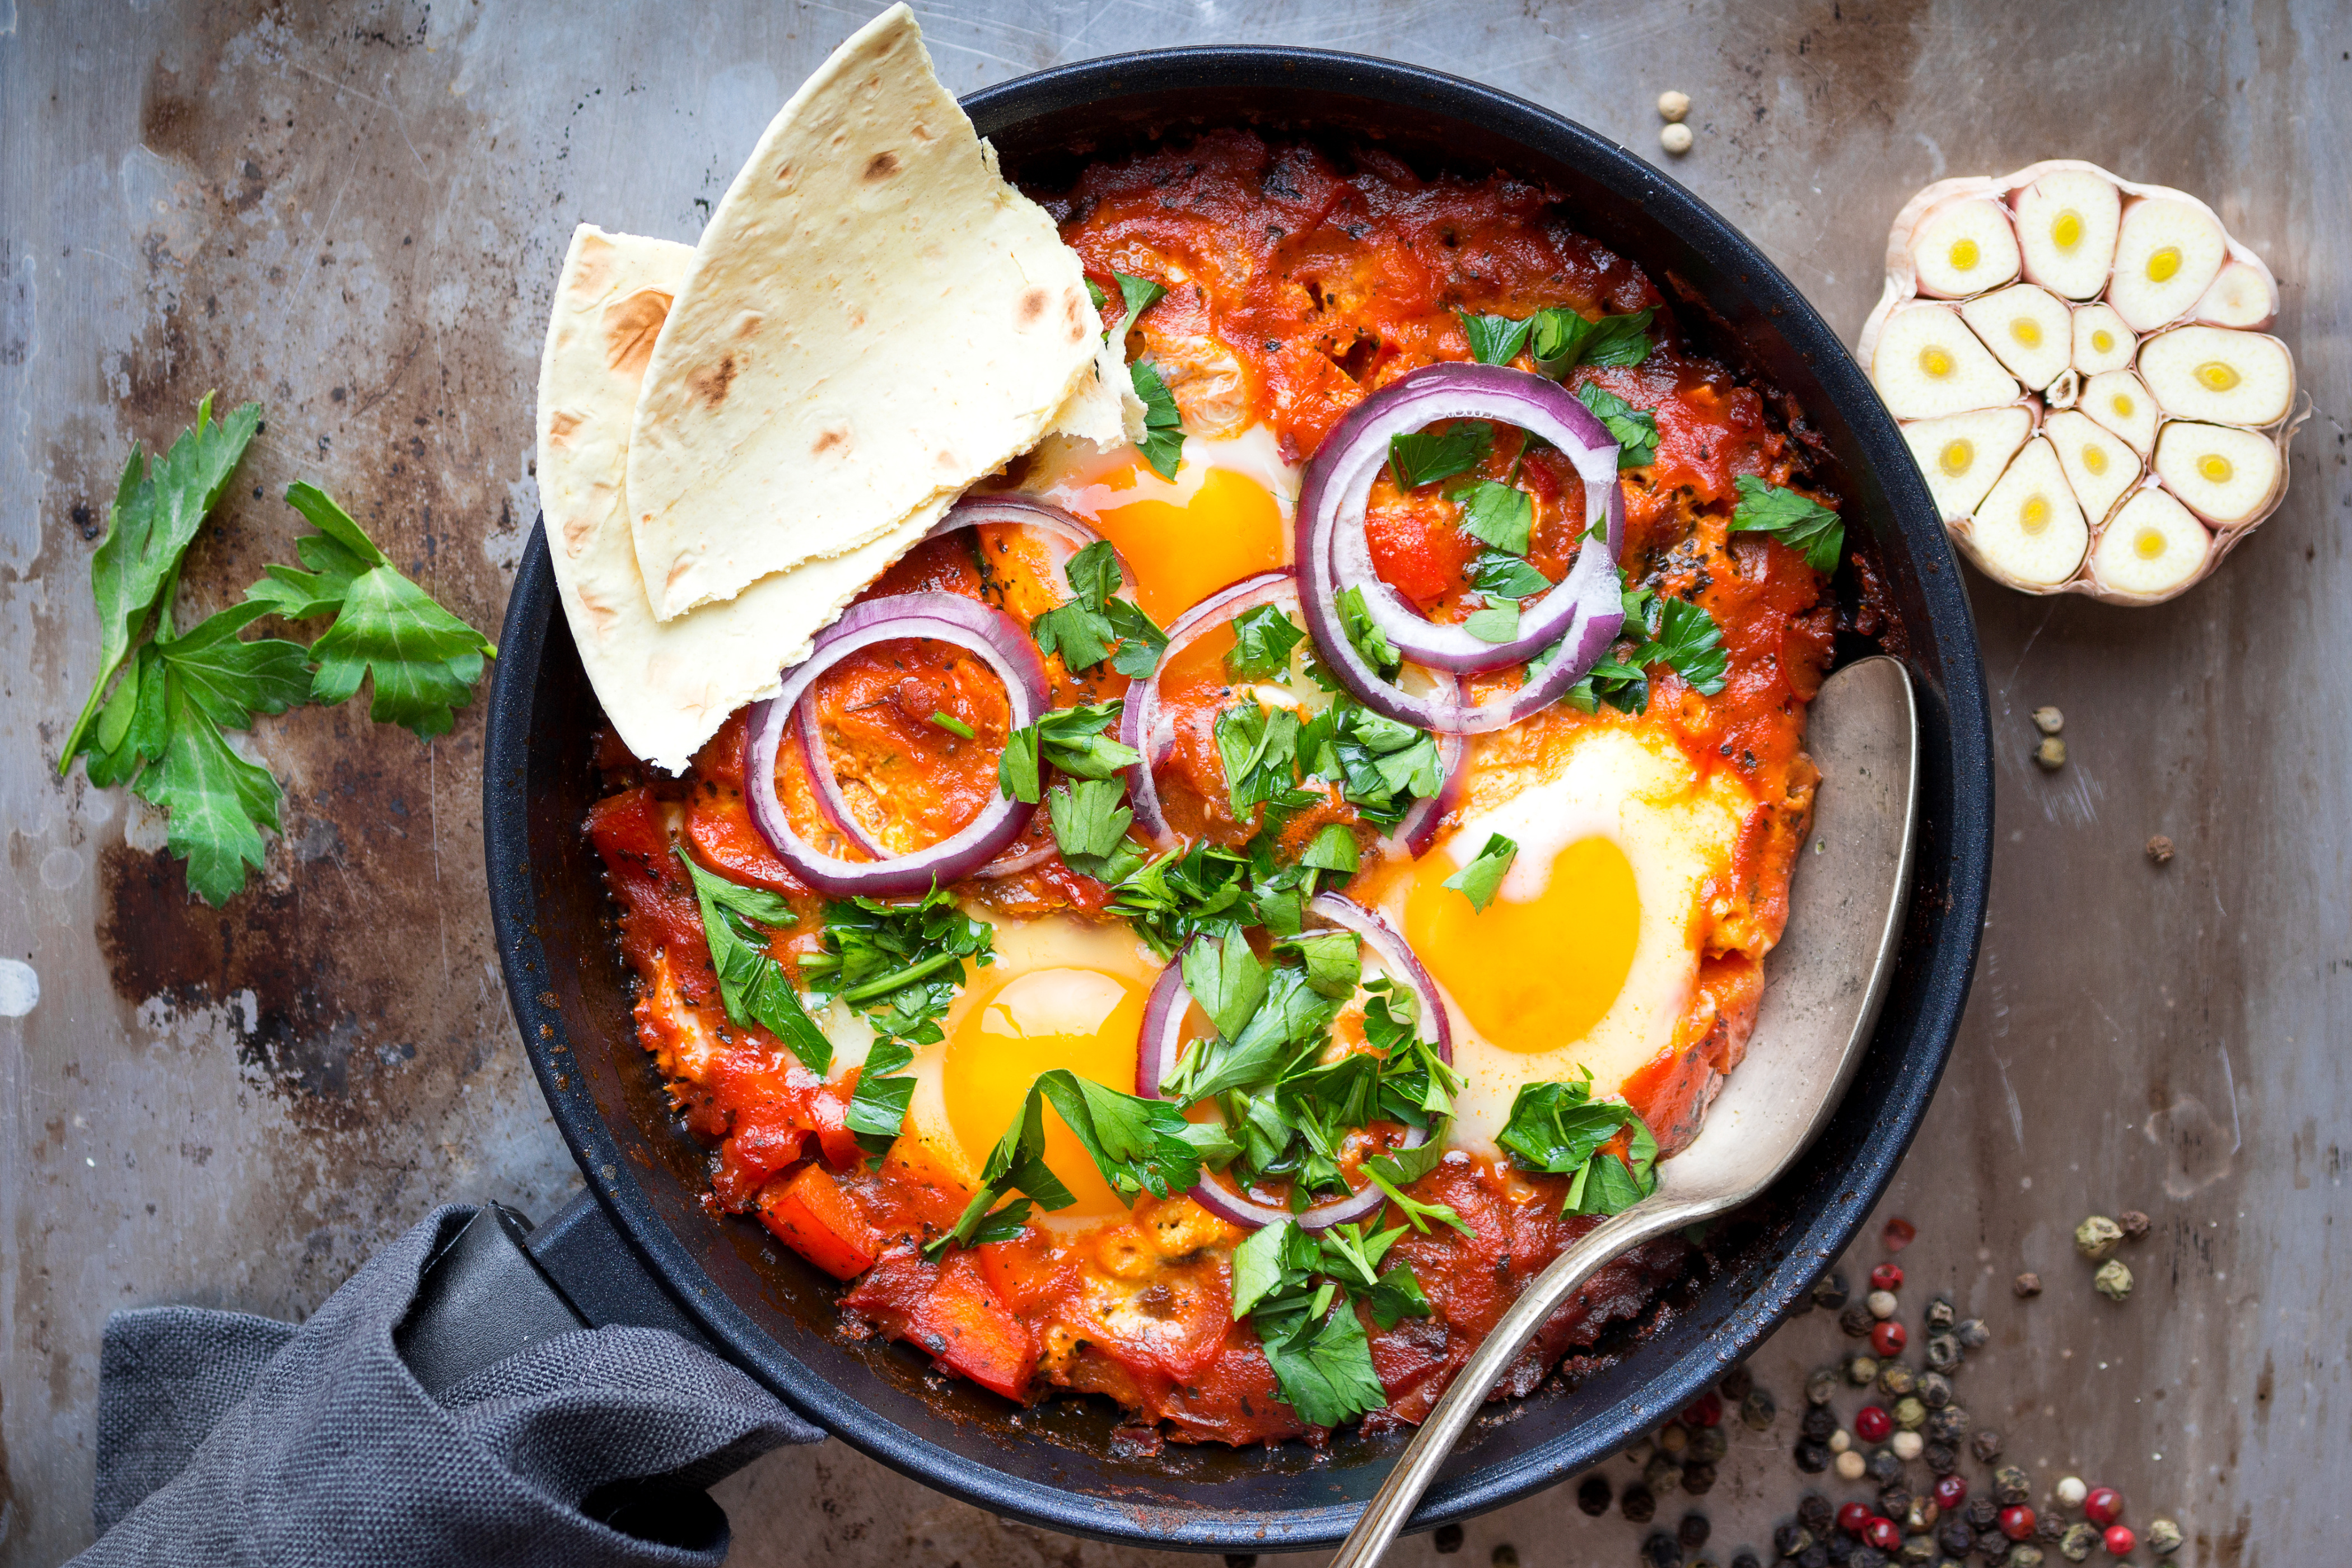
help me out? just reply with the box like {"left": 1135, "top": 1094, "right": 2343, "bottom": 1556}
{"left": 2, "top": 1, "right": 2343, "bottom": 1563}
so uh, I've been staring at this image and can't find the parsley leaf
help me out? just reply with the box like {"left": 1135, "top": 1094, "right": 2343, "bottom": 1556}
{"left": 1047, "top": 777, "right": 1141, "bottom": 882}
{"left": 1461, "top": 600, "right": 1520, "bottom": 645}
{"left": 1182, "top": 933, "right": 1271, "bottom": 1042}
{"left": 1273, "top": 928, "right": 1360, "bottom": 1000}
{"left": 1299, "top": 822, "right": 1361, "bottom": 875}
{"left": 1388, "top": 422, "right": 1492, "bottom": 491}
{"left": 1213, "top": 702, "right": 1302, "bottom": 820}
{"left": 1364, "top": 1263, "right": 1432, "bottom": 1329}
{"left": 847, "top": 1038, "right": 918, "bottom": 1156}
{"left": 1471, "top": 550, "right": 1553, "bottom": 600}
{"left": 1574, "top": 384, "right": 1660, "bottom": 470}
{"left": 1226, "top": 605, "right": 1306, "bottom": 683}
{"left": 1441, "top": 832, "right": 1518, "bottom": 913}
{"left": 1256, "top": 1277, "right": 1389, "bottom": 1428}
{"left": 1036, "top": 1068, "right": 1213, "bottom": 1200}
{"left": 1728, "top": 474, "right": 1845, "bottom": 572}
{"left": 1131, "top": 360, "right": 1184, "bottom": 480}
{"left": 798, "top": 889, "right": 993, "bottom": 1074}
{"left": 1452, "top": 478, "right": 1534, "bottom": 555}
{"left": 139, "top": 681, "right": 286, "bottom": 907}
{"left": 1030, "top": 600, "right": 1113, "bottom": 672}
{"left": 676, "top": 851, "right": 831, "bottom": 1075}
{"left": 1531, "top": 307, "right": 1654, "bottom": 377}
{"left": 1228, "top": 1220, "right": 1294, "bottom": 1318}
{"left": 1105, "top": 600, "right": 1169, "bottom": 678}
{"left": 1336, "top": 586, "right": 1402, "bottom": 680}
{"left": 1108, "top": 841, "right": 1257, "bottom": 959}
{"left": 930, "top": 1081, "right": 1078, "bottom": 1257}
{"left": 1001, "top": 701, "right": 1144, "bottom": 802}
{"left": 1497, "top": 1076, "right": 1660, "bottom": 1216}
{"left": 1645, "top": 596, "right": 1729, "bottom": 696}
{"left": 1112, "top": 271, "right": 1167, "bottom": 338}
{"left": 60, "top": 393, "right": 263, "bottom": 769}
{"left": 1458, "top": 310, "right": 1535, "bottom": 366}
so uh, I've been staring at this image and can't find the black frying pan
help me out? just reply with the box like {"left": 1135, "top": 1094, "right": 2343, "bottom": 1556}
{"left": 469, "top": 46, "right": 1993, "bottom": 1552}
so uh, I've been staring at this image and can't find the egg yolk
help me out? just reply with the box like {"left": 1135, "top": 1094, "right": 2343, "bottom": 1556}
{"left": 1405, "top": 835, "right": 1642, "bottom": 1053}
{"left": 1085, "top": 458, "right": 1286, "bottom": 624}
{"left": 944, "top": 965, "right": 1149, "bottom": 1219}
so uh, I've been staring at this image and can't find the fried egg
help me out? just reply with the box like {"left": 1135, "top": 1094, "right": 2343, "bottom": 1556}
{"left": 1026, "top": 425, "right": 1298, "bottom": 624}
{"left": 1357, "top": 720, "right": 1757, "bottom": 1150}
{"left": 899, "top": 916, "right": 1163, "bottom": 1229}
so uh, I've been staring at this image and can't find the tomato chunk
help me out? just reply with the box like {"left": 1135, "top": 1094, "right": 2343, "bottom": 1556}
{"left": 757, "top": 1164, "right": 880, "bottom": 1281}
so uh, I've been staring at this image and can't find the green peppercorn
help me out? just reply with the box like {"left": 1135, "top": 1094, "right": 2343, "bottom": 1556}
{"left": 1805, "top": 1370, "right": 1840, "bottom": 1407}
{"left": 2073, "top": 1216, "right": 2123, "bottom": 1261}
{"left": 2009, "top": 1550, "right": 2045, "bottom": 1568}
{"left": 1691, "top": 1426, "right": 1728, "bottom": 1463}
{"left": 1992, "top": 1466, "right": 2030, "bottom": 1505}
{"left": 1847, "top": 1355, "right": 1880, "bottom": 1385}
{"left": 2093, "top": 1259, "right": 2132, "bottom": 1301}
{"left": 2145, "top": 1519, "right": 2182, "bottom": 1555}
{"left": 1899, "top": 1539, "right": 1935, "bottom": 1565}
{"left": 2057, "top": 1523, "right": 2098, "bottom": 1563}
{"left": 1894, "top": 1396, "right": 1928, "bottom": 1431}
{"left": 1879, "top": 1361, "right": 1917, "bottom": 1397}
{"left": 1743, "top": 1387, "right": 1779, "bottom": 1431}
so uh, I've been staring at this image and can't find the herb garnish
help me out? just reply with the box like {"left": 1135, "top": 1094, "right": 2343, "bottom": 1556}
{"left": 1728, "top": 474, "right": 1845, "bottom": 572}
{"left": 998, "top": 699, "right": 1144, "bottom": 804}
{"left": 1458, "top": 310, "right": 1537, "bottom": 367}
{"left": 1441, "top": 832, "right": 1519, "bottom": 913}
{"left": 675, "top": 852, "right": 832, "bottom": 1075}
{"left": 1335, "top": 586, "right": 1402, "bottom": 679}
{"left": 1555, "top": 576, "right": 1728, "bottom": 713}
{"left": 1030, "top": 540, "right": 1167, "bottom": 679}
{"left": 1388, "top": 422, "right": 1493, "bottom": 491}
{"left": 1532, "top": 306, "right": 1655, "bottom": 377}
{"left": 1496, "top": 1073, "right": 1661, "bottom": 1216}
{"left": 1102, "top": 271, "right": 1185, "bottom": 482}
{"left": 1225, "top": 604, "right": 1306, "bottom": 683}
{"left": 1452, "top": 477, "right": 1535, "bottom": 555}
{"left": 1230, "top": 1218, "right": 1425, "bottom": 1426}
{"left": 1047, "top": 777, "right": 1145, "bottom": 884}
{"left": 1573, "top": 383, "right": 1660, "bottom": 469}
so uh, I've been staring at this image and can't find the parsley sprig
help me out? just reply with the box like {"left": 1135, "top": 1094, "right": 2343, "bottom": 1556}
{"left": 1030, "top": 540, "right": 1167, "bottom": 679}
{"left": 1230, "top": 1217, "right": 1428, "bottom": 1426}
{"left": 1532, "top": 306, "right": 1655, "bottom": 377}
{"left": 998, "top": 699, "right": 1144, "bottom": 804}
{"left": 1555, "top": 575, "right": 1729, "bottom": 714}
{"left": 1573, "top": 383, "right": 1660, "bottom": 469}
{"left": 1496, "top": 1073, "right": 1661, "bottom": 1215}
{"left": 1098, "top": 270, "right": 1187, "bottom": 481}
{"left": 1728, "top": 474, "right": 1845, "bottom": 572}
{"left": 675, "top": 852, "right": 831, "bottom": 1074}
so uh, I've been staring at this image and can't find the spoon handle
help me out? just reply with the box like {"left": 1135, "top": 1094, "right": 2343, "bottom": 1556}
{"left": 1327, "top": 1196, "right": 1705, "bottom": 1568}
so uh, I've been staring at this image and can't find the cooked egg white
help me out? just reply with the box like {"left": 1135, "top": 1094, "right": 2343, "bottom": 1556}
{"left": 1358, "top": 720, "right": 1756, "bottom": 1152}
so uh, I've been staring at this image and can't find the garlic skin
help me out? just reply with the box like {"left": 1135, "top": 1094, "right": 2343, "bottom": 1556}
{"left": 1901, "top": 405, "right": 2036, "bottom": 523}
{"left": 1959, "top": 283, "right": 2073, "bottom": 390}
{"left": 1872, "top": 304, "right": 2020, "bottom": 418}
{"left": 2138, "top": 325, "right": 2295, "bottom": 427}
{"left": 2014, "top": 170, "right": 2121, "bottom": 300}
{"left": 2154, "top": 422, "right": 2283, "bottom": 526}
{"left": 1858, "top": 157, "right": 2298, "bottom": 606}
{"left": 1910, "top": 198, "right": 2022, "bottom": 299}
{"left": 2044, "top": 409, "right": 2140, "bottom": 526}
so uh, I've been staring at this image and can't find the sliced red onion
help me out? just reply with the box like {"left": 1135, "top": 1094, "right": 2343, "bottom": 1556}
{"left": 794, "top": 695, "right": 1051, "bottom": 880}
{"left": 1121, "top": 571, "right": 1303, "bottom": 848}
{"left": 1379, "top": 675, "right": 1468, "bottom": 861}
{"left": 928, "top": 493, "right": 1137, "bottom": 601}
{"left": 1298, "top": 363, "right": 1629, "bottom": 730}
{"left": 1133, "top": 907, "right": 1451, "bottom": 1232}
{"left": 743, "top": 593, "right": 1047, "bottom": 897}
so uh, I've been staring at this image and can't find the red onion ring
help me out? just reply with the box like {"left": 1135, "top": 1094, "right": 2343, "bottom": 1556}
{"left": 743, "top": 593, "right": 1048, "bottom": 897}
{"left": 927, "top": 493, "right": 1139, "bottom": 604}
{"left": 794, "top": 692, "right": 1053, "bottom": 880}
{"left": 1378, "top": 675, "right": 1468, "bottom": 861}
{"left": 1298, "top": 363, "right": 1630, "bottom": 731}
{"left": 1133, "top": 900, "right": 1452, "bottom": 1231}
{"left": 1120, "top": 571, "right": 1304, "bottom": 848}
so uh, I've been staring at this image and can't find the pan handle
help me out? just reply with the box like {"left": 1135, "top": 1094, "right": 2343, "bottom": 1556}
{"left": 396, "top": 1191, "right": 718, "bottom": 1397}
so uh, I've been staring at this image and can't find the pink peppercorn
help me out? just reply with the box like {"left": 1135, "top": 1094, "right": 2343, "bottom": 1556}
{"left": 1871, "top": 1320, "right": 1908, "bottom": 1356}
{"left": 1854, "top": 1405, "right": 1893, "bottom": 1443}
{"left": 2103, "top": 1526, "right": 2136, "bottom": 1556}
{"left": 1870, "top": 1263, "right": 1904, "bottom": 1291}
{"left": 2084, "top": 1486, "right": 2123, "bottom": 1526}
{"left": 1999, "top": 1506, "right": 2037, "bottom": 1542}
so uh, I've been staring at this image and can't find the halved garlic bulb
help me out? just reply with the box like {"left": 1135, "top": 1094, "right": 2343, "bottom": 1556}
{"left": 2138, "top": 325, "right": 2294, "bottom": 427}
{"left": 2107, "top": 198, "right": 2227, "bottom": 332}
{"left": 2042, "top": 410, "right": 2140, "bottom": 525}
{"left": 1910, "top": 198, "right": 2022, "bottom": 298}
{"left": 2070, "top": 302, "right": 2136, "bottom": 375}
{"left": 1872, "top": 304, "right": 2021, "bottom": 418}
{"left": 2090, "top": 486, "right": 2210, "bottom": 599}
{"left": 2014, "top": 170, "right": 2122, "bottom": 300}
{"left": 2153, "top": 421, "right": 2283, "bottom": 526}
{"left": 1959, "top": 283, "right": 2073, "bottom": 390}
{"left": 1970, "top": 436, "right": 2089, "bottom": 588}
{"left": 2194, "top": 258, "right": 2278, "bottom": 329}
{"left": 1901, "top": 406, "right": 2035, "bottom": 522}
{"left": 2080, "top": 368, "right": 2161, "bottom": 455}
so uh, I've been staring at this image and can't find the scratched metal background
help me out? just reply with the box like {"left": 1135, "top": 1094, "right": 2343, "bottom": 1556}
{"left": 2, "top": 0, "right": 2344, "bottom": 1562}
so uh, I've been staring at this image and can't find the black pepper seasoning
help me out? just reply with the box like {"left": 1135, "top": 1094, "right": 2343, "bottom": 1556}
{"left": 1813, "top": 1273, "right": 1850, "bottom": 1310}
{"left": 1798, "top": 1547, "right": 1829, "bottom": 1568}
{"left": 1964, "top": 1497, "right": 1999, "bottom": 1532}
{"left": 1805, "top": 1370, "right": 1840, "bottom": 1407}
{"left": 1774, "top": 1523, "right": 1810, "bottom": 1558}
{"left": 1868, "top": 1449, "right": 1904, "bottom": 1486}
{"left": 1720, "top": 1365, "right": 1755, "bottom": 1402}
{"left": 1924, "top": 1441, "right": 1958, "bottom": 1476}
{"left": 1916, "top": 1370, "right": 1953, "bottom": 1410}
{"left": 1683, "top": 1462, "right": 1718, "bottom": 1495}
{"left": 1576, "top": 1473, "right": 1612, "bottom": 1515}
{"left": 1797, "top": 1495, "right": 1835, "bottom": 1536}
{"left": 1435, "top": 1524, "right": 1466, "bottom": 1553}
{"left": 1954, "top": 1319, "right": 1990, "bottom": 1350}
{"left": 1743, "top": 1387, "right": 1780, "bottom": 1430}
{"left": 1924, "top": 1295, "right": 1957, "bottom": 1332}
{"left": 1924, "top": 1335, "right": 1962, "bottom": 1373}
{"left": 1800, "top": 1405, "right": 1838, "bottom": 1440}
{"left": 1642, "top": 1530, "right": 1684, "bottom": 1568}
{"left": 1840, "top": 1304, "right": 1876, "bottom": 1338}
{"left": 1625, "top": 1485, "right": 1657, "bottom": 1524}
{"left": 1973, "top": 1430, "right": 2005, "bottom": 1464}
{"left": 1733, "top": 1555, "right": 1763, "bottom": 1568}
{"left": 1941, "top": 1522, "right": 1976, "bottom": 1556}
{"left": 1681, "top": 1513, "right": 1714, "bottom": 1549}
{"left": 1793, "top": 1440, "right": 1831, "bottom": 1474}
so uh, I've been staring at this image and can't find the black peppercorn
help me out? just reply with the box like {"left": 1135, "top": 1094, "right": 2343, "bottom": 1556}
{"left": 1925, "top": 1408, "right": 1969, "bottom": 1444}
{"left": 1682, "top": 1513, "right": 1714, "bottom": 1549}
{"left": 1734, "top": 1555, "right": 1763, "bottom": 1568}
{"left": 1941, "top": 1522, "right": 1976, "bottom": 1556}
{"left": 1840, "top": 1304, "right": 1876, "bottom": 1338}
{"left": 1794, "top": 1439, "right": 1831, "bottom": 1473}
{"left": 1798, "top": 1547, "right": 1829, "bottom": 1568}
{"left": 1972, "top": 1430, "right": 2005, "bottom": 1464}
{"left": 1924, "top": 1441, "right": 1958, "bottom": 1476}
{"left": 1226, "top": 1556, "right": 1257, "bottom": 1568}
{"left": 1924, "top": 1295, "right": 1957, "bottom": 1333}
{"left": 1643, "top": 1530, "right": 1684, "bottom": 1568}
{"left": 1813, "top": 1272, "right": 1850, "bottom": 1310}
{"left": 1435, "top": 1524, "right": 1466, "bottom": 1553}
{"left": 1924, "top": 1335, "right": 1962, "bottom": 1373}
{"left": 1992, "top": 1466, "right": 2029, "bottom": 1506}
{"left": 1683, "top": 1462, "right": 1718, "bottom": 1495}
{"left": 1775, "top": 1523, "right": 1811, "bottom": 1558}
{"left": 1869, "top": 1449, "right": 1904, "bottom": 1486}
{"left": 1743, "top": 1388, "right": 1780, "bottom": 1431}
{"left": 1492, "top": 1549, "right": 1518, "bottom": 1568}
{"left": 2037, "top": 1514, "right": 2068, "bottom": 1546}
{"left": 1798, "top": 1495, "right": 1835, "bottom": 1536}
{"left": 1805, "top": 1370, "right": 1840, "bottom": 1407}
{"left": 1964, "top": 1497, "right": 1998, "bottom": 1530}
{"left": 1878, "top": 1361, "right": 1917, "bottom": 1397}
{"left": 1692, "top": 1427, "right": 1729, "bottom": 1464}
{"left": 1625, "top": 1485, "right": 1657, "bottom": 1523}
{"left": 1576, "top": 1473, "right": 1612, "bottom": 1515}
{"left": 1954, "top": 1319, "right": 1990, "bottom": 1350}
{"left": 1850, "top": 1550, "right": 1888, "bottom": 1568}
{"left": 1800, "top": 1405, "right": 1838, "bottom": 1440}
{"left": 1916, "top": 1371, "right": 1953, "bottom": 1410}
{"left": 1824, "top": 1537, "right": 1854, "bottom": 1566}
{"left": 1721, "top": 1365, "right": 1755, "bottom": 1402}
{"left": 1879, "top": 1487, "right": 1914, "bottom": 1522}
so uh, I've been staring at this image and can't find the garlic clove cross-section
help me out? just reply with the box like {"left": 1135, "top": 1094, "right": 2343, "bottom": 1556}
{"left": 1968, "top": 436, "right": 2089, "bottom": 589}
{"left": 2137, "top": 326, "right": 2294, "bottom": 427}
{"left": 1901, "top": 405, "right": 2036, "bottom": 523}
{"left": 2107, "top": 198, "right": 2228, "bottom": 332}
{"left": 2043, "top": 409, "right": 2140, "bottom": 526}
{"left": 2153, "top": 422, "right": 2284, "bottom": 527}
{"left": 2193, "top": 259, "right": 2279, "bottom": 329}
{"left": 2090, "top": 486, "right": 2210, "bottom": 599}
{"left": 2070, "top": 302, "right": 2136, "bottom": 376}
{"left": 1960, "top": 284, "right": 2074, "bottom": 390}
{"left": 2014, "top": 170, "right": 2123, "bottom": 300}
{"left": 1872, "top": 304, "right": 2022, "bottom": 418}
{"left": 2080, "top": 368, "right": 2162, "bottom": 456}
{"left": 1910, "top": 198, "right": 2023, "bottom": 299}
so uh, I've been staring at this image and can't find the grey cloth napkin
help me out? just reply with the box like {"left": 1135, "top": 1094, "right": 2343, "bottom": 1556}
{"left": 74, "top": 1204, "right": 820, "bottom": 1568}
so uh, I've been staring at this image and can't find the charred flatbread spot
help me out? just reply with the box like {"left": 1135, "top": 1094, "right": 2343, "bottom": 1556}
{"left": 813, "top": 426, "right": 852, "bottom": 457}
{"left": 1018, "top": 286, "right": 1050, "bottom": 327}
{"left": 545, "top": 410, "right": 584, "bottom": 451}
{"left": 603, "top": 289, "right": 671, "bottom": 376}
{"left": 686, "top": 354, "right": 736, "bottom": 408}
{"left": 864, "top": 150, "right": 901, "bottom": 181}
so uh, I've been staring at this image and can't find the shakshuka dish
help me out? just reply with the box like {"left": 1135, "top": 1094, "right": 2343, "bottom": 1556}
{"left": 538, "top": 6, "right": 1841, "bottom": 1453}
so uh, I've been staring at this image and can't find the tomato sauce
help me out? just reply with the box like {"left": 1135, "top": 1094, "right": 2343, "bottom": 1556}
{"left": 582, "top": 132, "right": 1835, "bottom": 1445}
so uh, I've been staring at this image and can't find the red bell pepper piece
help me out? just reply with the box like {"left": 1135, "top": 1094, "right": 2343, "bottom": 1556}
{"left": 757, "top": 1164, "right": 879, "bottom": 1281}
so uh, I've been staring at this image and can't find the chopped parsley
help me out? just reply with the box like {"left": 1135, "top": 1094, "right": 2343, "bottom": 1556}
{"left": 1573, "top": 382, "right": 1660, "bottom": 469}
{"left": 1047, "top": 777, "right": 1145, "bottom": 884}
{"left": 1728, "top": 474, "right": 1845, "bottom": 572}
{"left": 675, "top": 852, "right": 832, "bottom": 1075}
{"left": 1212, "top": 702, "right": 1305, "bottom": 820}
{"left": 1335, "top": 586, "right": 1402, "bottom": 679}
{"left": 1230, "top": 1218, "right": 1426, "bottom": 1426}
{"left": 927, "top": 711, "right": 976, "bottom": 740}
{"left": 1451, "top": 477, "right": 1535, "bottom": 556}
{"left": 1440, "top": 832, "right": 1519, "bottom": 913}
{"left": 1388, "top": 421, "right": 1492, "bottom": 491}
{"left": 1496, "top": 1074, "right": 1661, "bottom": 1216}
{"left": 998, "top": 699, "right": 1144, "bottom": 804}
{"left": 1458, "top": 309, "right": 1537, "bottom": 366}
{"left": 1531, "top": 306, "right": 1655, "bottom": 377}
{"left": 1559, "top": 575, "right": 1728, "bottom": 712}
{"left": 1030, "top": 540, "right": 1168, "bottom": 678}
{"left": 1131, "top": 363, "right": 1184, "bottom": 481}
{"left": 1225, "top": 604, "right": 1306, "bottom": 683}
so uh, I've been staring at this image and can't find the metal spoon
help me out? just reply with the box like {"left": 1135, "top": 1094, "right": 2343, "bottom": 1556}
{"left": 1329, "top": 654, "right": 1919, "bottom": 1568}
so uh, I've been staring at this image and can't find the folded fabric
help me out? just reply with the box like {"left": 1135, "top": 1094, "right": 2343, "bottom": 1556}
{"left": 75, "top": 1204, "right": 819, "bottom": 1568}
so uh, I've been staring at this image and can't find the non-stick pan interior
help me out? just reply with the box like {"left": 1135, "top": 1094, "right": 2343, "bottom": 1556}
{"left": 484, "top": 47, "right": 1991, "bottom": 1551}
